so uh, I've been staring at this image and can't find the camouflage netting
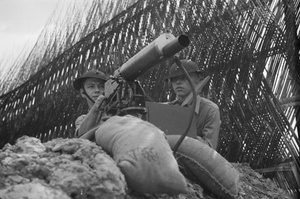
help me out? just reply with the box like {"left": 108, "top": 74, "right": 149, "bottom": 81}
{"left": 0, "top": 0, "right": 299, "bottom": 198}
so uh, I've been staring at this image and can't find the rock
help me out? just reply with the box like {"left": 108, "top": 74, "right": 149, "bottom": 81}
{"left": 0, "top": 182, "right": 71, "bottom": 199}
{"left": 0, "top": 136, "right": 127, "bottom": 199}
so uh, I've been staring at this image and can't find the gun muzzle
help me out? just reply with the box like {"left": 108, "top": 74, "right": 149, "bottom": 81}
{"left": 114, "top": 33, "right": 190, "bottom": 81}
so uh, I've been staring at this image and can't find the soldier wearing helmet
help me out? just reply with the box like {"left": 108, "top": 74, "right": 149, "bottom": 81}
{"left": 166, "top": 59, "right": 221, "bottom": 149}
{"left": 73, "top": 70, "right": 108, "bottom": 138}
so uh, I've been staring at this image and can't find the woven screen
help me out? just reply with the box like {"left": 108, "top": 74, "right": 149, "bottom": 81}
{"left": 0, "top": 0, "right": 299, "bottom": 197}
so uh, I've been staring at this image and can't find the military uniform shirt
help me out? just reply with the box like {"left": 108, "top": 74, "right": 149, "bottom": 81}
{"left": 169, "top": 95, "right": 221, "bottom": 149}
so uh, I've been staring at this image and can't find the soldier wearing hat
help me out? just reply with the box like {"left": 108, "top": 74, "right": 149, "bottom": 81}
{"left": 73, "top": 70, "right": 108, "bottom": 138}
{"left": 166, "top": 59, "right": 221, "bottom": 149}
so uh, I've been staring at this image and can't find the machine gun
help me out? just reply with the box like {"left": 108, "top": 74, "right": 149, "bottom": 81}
{"left": 102, "top": 33, "right": 190, "bottom": 118}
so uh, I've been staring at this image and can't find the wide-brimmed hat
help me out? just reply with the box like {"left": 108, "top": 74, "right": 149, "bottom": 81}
{"left": 73, "top": 70, "right": 108, "bottom": 90}
{"left": 165, "top": 59, "right": 205, "bottom": 81}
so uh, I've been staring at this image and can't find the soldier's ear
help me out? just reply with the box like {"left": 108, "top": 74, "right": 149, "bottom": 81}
{"left": 197, "top": 73, "right": 206, "bottom": 82}
{"left": 79, "top": 88, "right": 86, "bottom": 98}
{"left": 190, "top": 73, "right": 200, "bottom": 84}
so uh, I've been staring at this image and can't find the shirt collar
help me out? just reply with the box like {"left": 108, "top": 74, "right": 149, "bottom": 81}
{"left": 187, "top": 95, "right": 200, "bottom": 114}
{"left": 172, "top": 95, "right": 201, "bottom": 114}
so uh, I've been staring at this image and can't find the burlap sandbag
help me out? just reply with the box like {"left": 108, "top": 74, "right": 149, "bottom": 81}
{"left": 95, "top": 115, "right": 190, "bottom": 194}
{"left": 167, "top": 135, "right": 239, "bottom": 199}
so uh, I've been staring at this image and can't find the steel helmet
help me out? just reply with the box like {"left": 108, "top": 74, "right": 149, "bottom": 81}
{"left": 73, "top": 70, "right": 108, "bottom": 90}
{"left": 165, "top": 59, "right": 204, "bottom": 81}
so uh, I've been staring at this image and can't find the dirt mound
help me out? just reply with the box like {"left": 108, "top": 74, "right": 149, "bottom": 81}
{"left": 0, "top": 136, "right": 292, "bottom": 199}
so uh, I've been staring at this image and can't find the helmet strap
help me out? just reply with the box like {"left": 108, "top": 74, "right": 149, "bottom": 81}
{"left": 81, "top": 83, "right": 95, "bottom": 104}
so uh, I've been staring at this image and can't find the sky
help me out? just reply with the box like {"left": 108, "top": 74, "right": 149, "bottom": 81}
{"left": 0, "top": 0, "right": 63, "bottom": 74}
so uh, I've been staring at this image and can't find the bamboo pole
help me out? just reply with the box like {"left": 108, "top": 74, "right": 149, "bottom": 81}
{"left": 281, "top": 102, "right": 300, "bottom": 108}
{"left": 279, "top": 95, "right": 300, "bottom": 105}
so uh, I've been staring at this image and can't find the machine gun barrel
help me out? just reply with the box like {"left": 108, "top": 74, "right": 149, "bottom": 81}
{"left": 113, "top": 33, "right": 190, "bottom": 81}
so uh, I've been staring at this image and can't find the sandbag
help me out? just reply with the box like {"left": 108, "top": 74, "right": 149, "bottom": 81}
{"left": 95, "top": 115, "right": 190, "bottom": 194}
{"left": 166, "top": 135, "right": 239, "bottom": 199}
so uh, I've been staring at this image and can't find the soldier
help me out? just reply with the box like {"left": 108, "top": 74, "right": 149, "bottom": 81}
{"left": 73, "top": 70, "right": 108, "bottom": 138}
{"left": 165, "top": 59, "right": 221, "bottom": 149}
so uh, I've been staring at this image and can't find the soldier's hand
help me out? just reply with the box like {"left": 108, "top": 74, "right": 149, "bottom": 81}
{"left": 92, "top": 95, "right": 106, "bottom": 111}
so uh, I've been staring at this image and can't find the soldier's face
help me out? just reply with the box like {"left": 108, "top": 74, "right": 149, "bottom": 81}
{"left": 171, "top": 73, "right": 198, "bottom": 100}
{"left": 81, "top": 78, "right": 105, "bottom": 101}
